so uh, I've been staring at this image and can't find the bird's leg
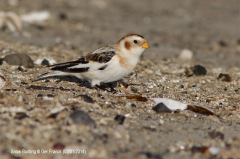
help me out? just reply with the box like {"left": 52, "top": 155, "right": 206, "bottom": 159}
{"left": 95, "top": 82, "right": 117, "bottom": 93}
{"left": 107, "top": 82, "right": 117, "bottom": 93}
{"left": 118, "top": 80, "right": 129, "bottom": 88}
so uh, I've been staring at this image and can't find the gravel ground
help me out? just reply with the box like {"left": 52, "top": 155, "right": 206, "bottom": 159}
{"left": 0, "top": 0, "right": 240, "bottom": 159}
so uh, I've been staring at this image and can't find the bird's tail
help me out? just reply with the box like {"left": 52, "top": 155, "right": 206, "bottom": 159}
{"left": 33, "top": 71, "right": 83, "bottom": 81}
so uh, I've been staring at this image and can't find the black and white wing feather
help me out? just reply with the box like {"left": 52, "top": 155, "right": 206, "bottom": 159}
{"left": 49, "top": 45, "right": 116, "bottom": 73}
{"left": 33, "top": 45, "right": 117, "bottom": 81}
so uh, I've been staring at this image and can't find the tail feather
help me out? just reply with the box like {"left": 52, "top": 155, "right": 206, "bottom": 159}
{"left": 33, "top": 71, "right": 83, "bottom": 81}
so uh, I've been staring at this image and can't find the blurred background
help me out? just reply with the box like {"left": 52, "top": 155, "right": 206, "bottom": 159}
{"left": 0, "top": 0, "right": 238, "bottom": 67}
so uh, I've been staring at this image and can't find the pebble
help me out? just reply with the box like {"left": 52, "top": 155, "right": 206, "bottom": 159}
{"left": 15, "top": 113, "right": 28, "bottom": 120}
{"left": 192, "top": 65, "right": 207, "bottom": 76}
{"left": 131, "top": 103, "right": 136, "bottom": 108}
{"left": 208, "top": 130, "right": 224, "bottom": 140}
{"left": 139, "top": 151, "right": 162, "bottom": 159}
{"left": 218, "top": 40, "right": 227, "bottom": 47}
{"left": 59, "top": 13, "right": 67, "bottom": 20}
{"left": 75, "top": 94, "right": 94, "bottom": 103}
{"left": 206, "top": 146, "right": 222, "bottom": 155}
{"left": 237, "top": 38, "right": 240, "bottom": 45}
{"left": 95, "top": 134, "right": 108, "bottom": 144}
{"left": 52, "top": 143, "right": 65, "bottom": 150}
{"left": 41, "top": 59, "right": 50, "bottom": 66}
{"left": 178, "top": 49, "right": 193, "bottom": 61}
{"left": 159, "top": 119, "right": 164, "bottom": 125}
{"left": 152, "top": 102, "right": 172, "bottom": 113}
{"left": 130, "top": 86, "right": 138, "bottom": 93}
{"left": 70, "top": 110, "right": 96, "bottom": 128}
{"left": 35, "top": 58, "right": 56, "bottom": 65}
{"left": 2, "top": 53, "right": 34, "bottom": 68}
{"left": 114, "top": 114, "right": 125, "bottom": 124}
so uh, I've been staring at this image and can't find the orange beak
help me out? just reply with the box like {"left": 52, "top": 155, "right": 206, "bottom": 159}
{"left": 142, "top": 42, "right": 150, "bottom": 49}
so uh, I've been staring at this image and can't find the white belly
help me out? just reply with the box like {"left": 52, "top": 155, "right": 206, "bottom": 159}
{"left": 82, "top": 56, "right": 133, "bottom": 83}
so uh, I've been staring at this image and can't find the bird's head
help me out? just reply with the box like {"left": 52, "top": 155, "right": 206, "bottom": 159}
{"left": 117, "top": 34, "right": 149, "bottom": 57}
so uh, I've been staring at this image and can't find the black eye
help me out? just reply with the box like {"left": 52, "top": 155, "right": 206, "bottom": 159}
{"left": 134, "top": 40, "right": 138, "bottom": 44}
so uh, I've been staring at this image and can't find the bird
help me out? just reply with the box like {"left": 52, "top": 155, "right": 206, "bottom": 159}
{"left": 33, "top": 34, "right": 150, "bottom": 87}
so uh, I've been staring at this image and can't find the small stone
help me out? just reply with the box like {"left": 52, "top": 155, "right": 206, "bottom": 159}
{"left": 41, "top": 59, "right": 50, "bottom": 66}
{"left": 131, "top": 103, "right": 136, "bottom": 108}
{"left": 208, "top": 130, "right": 224, "bottom": 140}
{"left": 2, "top": 53, "right": 34, "bottom": 68}
{"left": 205, "top": 146, "right": 222, "bottom": 155}
{"left": 159, "top": 119, "right": 164, "bottom": 125}
{"left": 178, "top": 49, "right": 193, "bottom": 61}
{"left": 130, "top": 86, "right": 138, "bottom": 93}
{"left": 153, "top": 43, "right": 159, "bottom": 47}
{"left": 18, "top": 66, "right": 26, "bottom": 72}
{"left": 52, "top": 143, "right": 65, "bottom": 150}
{"left": 59, "top": 13, "right": 67, "bottom": 20}
{"left": 191, "top": 146, "right": 206, "bottom": 153}
{"left": 47, "top": 94, "right": 54, "bottom": 97}
{"left": 75, "top": 94, "right": 94, "bottom": 103}
{"left": 139, "top": 151, "right": 162, "bottom": 159}
{"left": 206, "top": 99, "right": 210, "bottom": 103}
{"left": 218, "top": 40, "right": 227, "bottom": 47}
{"left": 71, "top": 45, "right": 77, "bottom": 50}
{"left": 143, "top": 125, "right": 156, "bottom": 131}
{"left": 14, "top": 113, "right": 28, "bottom": 120}
{"left": 152, "top": 102, "right": 172, "bottom": 113}
{"left": 237, "top": 38, "right": 240, "bottom": 45}
{"left": 37, "top": 94, "right": 43, "bottom": 97}
{"left": 95, "top": 134, "right": 108, "bottom": 144}
{"left": 21, "top": 81, "right": 28, "bottom": 84}
{"left": 48, "top": 113, "right": 58, "bottom": 119}
{"left": 0, "top": 59, "right": 3, "bottom": 65}
{"left": 114, "top": 114, "right": 125, "bottom": 124}
{"left": 36, "top": 25, "right": 45, "bottom": 30}
{"left": 192, "top": 65, "right": 207, "bottom": 76}
{"left": 70, "top": 110, "right": 96, "bottom": 128}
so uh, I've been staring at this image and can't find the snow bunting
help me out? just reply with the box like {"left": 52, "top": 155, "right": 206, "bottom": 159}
{"left": 34, "top": 34, "right": 150, "bottom": 87}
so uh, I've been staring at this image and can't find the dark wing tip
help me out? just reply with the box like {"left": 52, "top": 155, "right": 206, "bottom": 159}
{"left": 48, "top": 57, "right": 90, "bottom": 71}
